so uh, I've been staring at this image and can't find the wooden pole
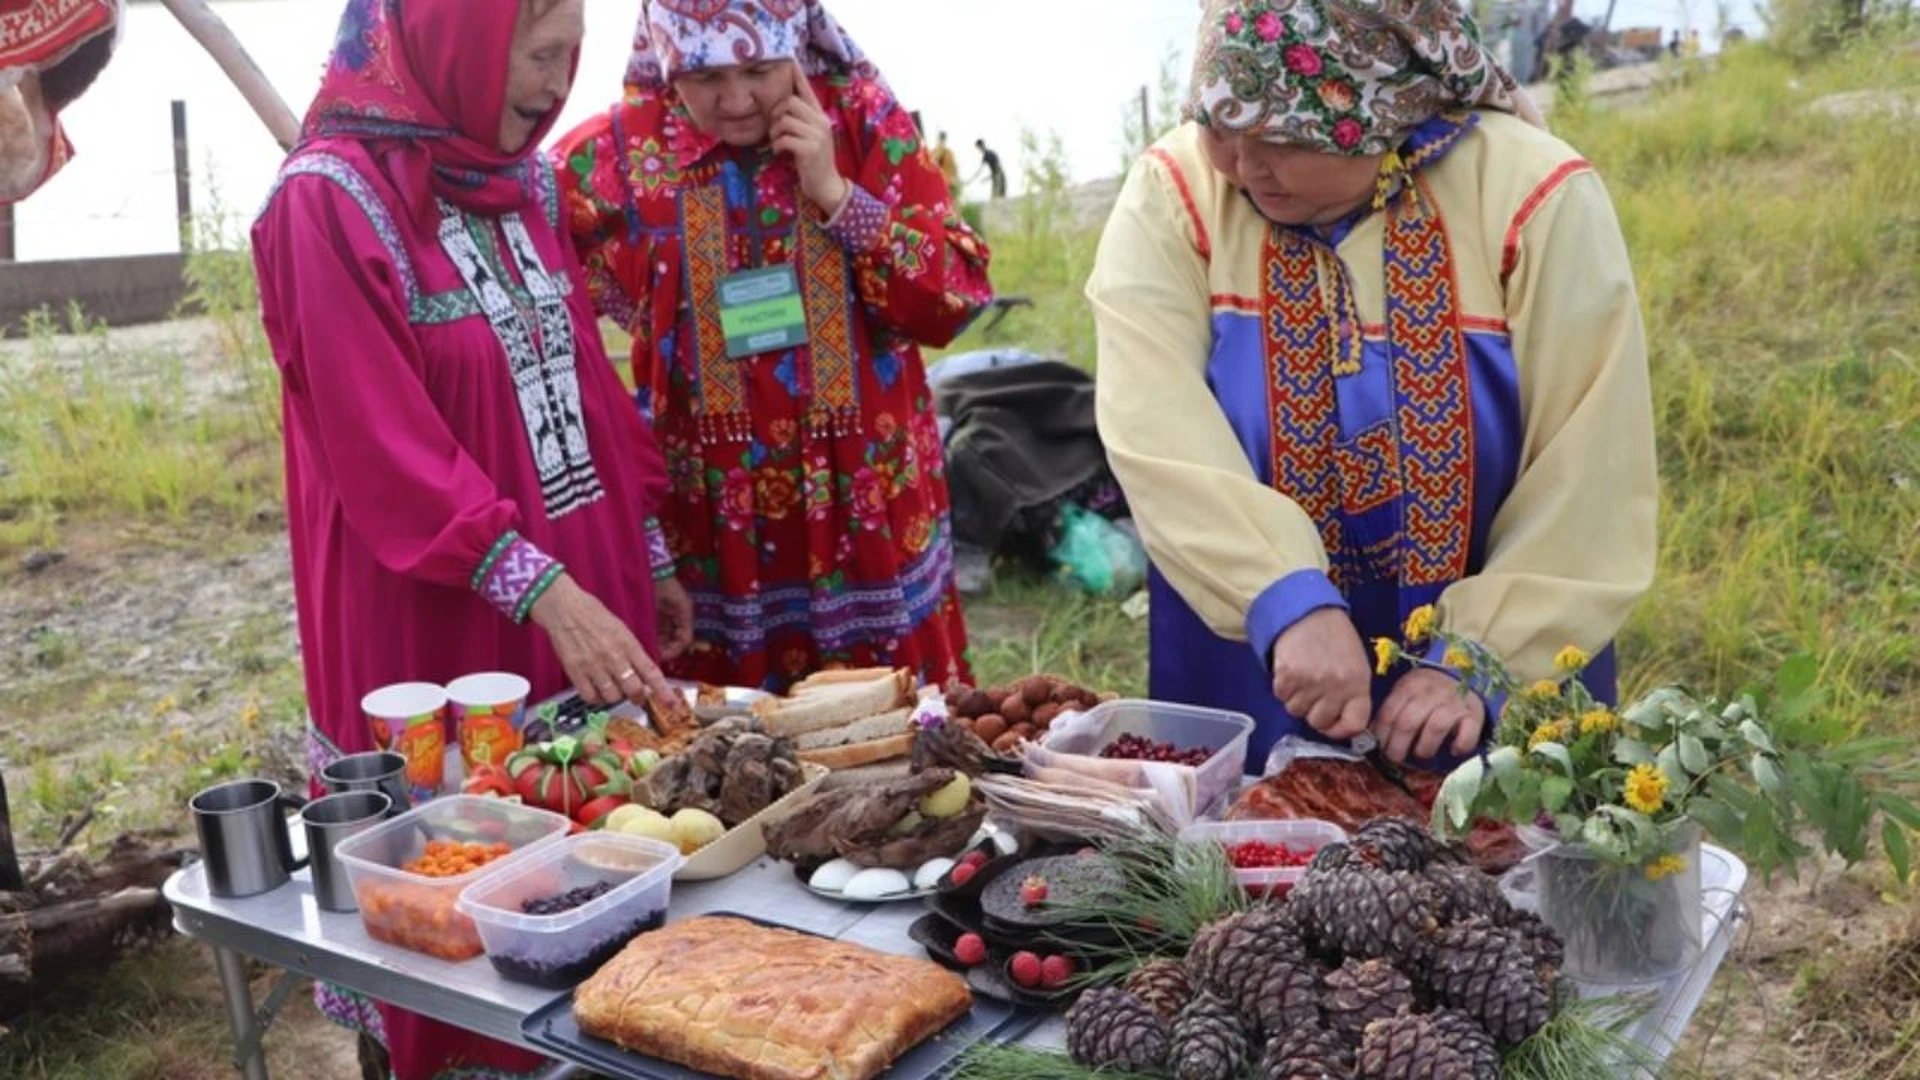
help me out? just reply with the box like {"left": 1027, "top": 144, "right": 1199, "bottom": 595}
{"left": 154, "top": 0, "right": 299, "bottom": 151}
{"left": 172, "top": 100, "right": 193, "bottom": 252}
{"left": 0, "top": 203, "right": 14, "bottom": 264}
{"left": 1138, "top": 85, "right": 1152, "bottom": 146}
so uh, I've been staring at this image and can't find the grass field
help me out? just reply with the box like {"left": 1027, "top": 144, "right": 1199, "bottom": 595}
{"left": 0, "top": 37, "right": 1916, "bottom": 1079}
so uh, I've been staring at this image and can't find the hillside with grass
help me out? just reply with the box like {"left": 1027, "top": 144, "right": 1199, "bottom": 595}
{"left": 0, "top": 37, "right": 1916, "bottom": 1079}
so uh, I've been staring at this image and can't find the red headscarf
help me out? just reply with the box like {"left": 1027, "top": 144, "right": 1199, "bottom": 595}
{"left": 300, "top": 0, "right": 577, "bottom": 218}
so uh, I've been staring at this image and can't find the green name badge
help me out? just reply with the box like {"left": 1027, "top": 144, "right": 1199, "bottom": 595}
{"left": 718, "top": 265, "right": 808, "bottom": 359}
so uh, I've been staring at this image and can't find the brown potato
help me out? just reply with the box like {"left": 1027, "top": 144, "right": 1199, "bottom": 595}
{"left": 1009, "top": 722, "right": 1036, "bottom": 742}
{"left": 952, "top": 714, "right": 976, "bottom": 732}
{"left": 1050, "top": 683, "right": 1082, "bottom": 705}
{"left": 1001, "top": 695, "right": 1033, "bottom": 725}
{"left": 1021, "top": 678, "right": 1054, "bottom": 708}
{"left": 991, "top": 730, "right": 1024, "bottom": 754}
{"left": 960, "top": 689, "right": 995, "bottom": 718}
{"left": 1032, "top": 703, "right": 1062, "bottom": 730}
{"left": 984, "top": 685, "right": 1011, "bottom": 704}
{"left": 974, "top": 714, "right": 1008, "bottom": 743}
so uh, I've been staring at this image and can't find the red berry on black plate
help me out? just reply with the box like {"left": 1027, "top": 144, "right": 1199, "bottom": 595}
{"left": 1040, "top": 954, "right": 1076, "bottom": 990}
{"left": 1009, "top": 951, "right": 1043, "bottom": 989}
{"left": 947, "top": 861, "right": 978, "bottom": 888}
{"left": 953, "top": 932, "right": 987, "bottom": 967}
{"left": 961, "top": 850, "right": 990, "bottom": 869}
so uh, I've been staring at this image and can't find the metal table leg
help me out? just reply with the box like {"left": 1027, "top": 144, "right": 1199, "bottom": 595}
{"left": 212, "top": 945, "right": 271, "bottom": 1080}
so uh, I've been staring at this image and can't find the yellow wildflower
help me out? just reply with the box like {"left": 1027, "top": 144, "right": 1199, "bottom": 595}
{"left": 1443, "top": 646, "right": 1473, "bottom": 672}
{"left": 150, "top": 695, "right": 178, "bottom": 718}
{"left": 1644, "top": 854, "right": 1688, "bottom": 881}
{"left": 1579, "top": 709, "right": 1619, "bottom": 736}
{"left": 1373, "top": 638, "right": 1397, "bottom": 677}
{"left": 1404, "top": 605, "right": 1436, "bottom": 644}
{"left": 1553, "top": 645, "right": 1590, "bottom": 673}
{"left": 1527, "top": 721, "right": 1569, "bottom": 751}
{"left": 1623, "top": 764, "right": 1670, "bottom": 814}
{"left": 1526, "top": 679, "right": 1563, "bottom": 701}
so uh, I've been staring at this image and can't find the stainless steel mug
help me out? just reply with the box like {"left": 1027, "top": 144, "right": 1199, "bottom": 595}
{"left": 190, "top": 779, "right": 309, "bottom": 898}
{"left": 320, "top": 751, "right": 412, "bottom": 817}
{"left": 299, "top": 790, "right": 390, "bottom": 913}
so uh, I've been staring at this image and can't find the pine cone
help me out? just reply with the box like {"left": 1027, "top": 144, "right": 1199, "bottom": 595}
{"left": 1261, "top": 1024, "right": 1357, "bottom": 1080}
{"left": 1293, "top": 844, "right": 1441, "bottom": 966}
{"left": 1066, "top": 988, "right": 1171, "bottom": 1073}
{"left": 1356, "top": 1011, "right": 1476, "bottom": 1080}
{"left": 1188, "top": 906, "right": 1312, "bottom": 995}
{"left": 1425, "top": 918, "right": 1553, "bottom": 1046}
{"left": 1170, "top": 991, "right": 1251, "bottom": 1080}
{"left": 1421, "top": 862, "right": 1514, "bottom": 927}
{"left": 1505, "top": 909, "right": 1566, "bottom": 974}
{"left": 1353, "top": 817, "right": 1451, "bottom": 872}
{"left": 1124, "top": 957, "right": 1196, "bottom": 1022}
{"left": 1322, "top": 959, "right": 1416, "bottom": 1045}
{"left": 1428, "top": 1008, "right": 1501, "bottom": 1080}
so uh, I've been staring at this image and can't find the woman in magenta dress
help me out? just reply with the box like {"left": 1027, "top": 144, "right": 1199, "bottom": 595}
{"left": 551, "top": 0, "right": 993, "bottom": 693}
{"left": 251, "top": 1, "right": 671, "bottom": 1075}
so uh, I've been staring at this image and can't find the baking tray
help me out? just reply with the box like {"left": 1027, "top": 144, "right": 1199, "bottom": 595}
{"left": 520, "top": 912, "right": 1041, "bottom": 1079}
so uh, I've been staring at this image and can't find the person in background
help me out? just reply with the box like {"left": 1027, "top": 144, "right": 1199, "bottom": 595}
{"left": 1683, "top": 28, "right": 1702, "bottom": 57}
{"left": 971, "top": 137, "right": 1007, "bottom": 199}
{"left": 552, "top": 0, "right": 992, "bottom": 693}
{"left": 0, "top": 0, "right": 121, "bottom": 203}
{"left": 252, "top": 1, "right": 675, "bottom": 1075}
{"left": 1089, "top": 0, "right": 1653, "bottom": 772}
{"left": 930, "top": 129, "right": 962, "bottom": 195}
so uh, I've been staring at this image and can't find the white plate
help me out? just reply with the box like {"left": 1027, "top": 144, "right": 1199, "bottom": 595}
{"left": 802, "top": 881, "right": 938, "bottom": 905}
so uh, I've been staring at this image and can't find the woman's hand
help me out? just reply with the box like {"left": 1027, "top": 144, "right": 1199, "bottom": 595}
{"left": 771, "top": 62, "right": 851, "bottom": 214}
{"left": 1372, "top": 668, "right": 1486, "bottom": 764}
{"left": 1270, "top": 607, "right": 1373, "bottom": 741}
{"left": 654, "top": 576, "right": 695, "bottom": 661}
{"left": 530, "top": 572, "right": 673, "bottom": 705}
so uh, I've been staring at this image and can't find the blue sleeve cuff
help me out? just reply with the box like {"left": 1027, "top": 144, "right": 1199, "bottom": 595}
{"left": 1420, "top": 637, "right": 1509, "bottom": 729}
{"left": 1246, "top": 569, "right": 1349, "bottom": 671}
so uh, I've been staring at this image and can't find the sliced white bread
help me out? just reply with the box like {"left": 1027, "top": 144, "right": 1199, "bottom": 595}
{"left": 791, "top": 708, "right": 914, "bottom": 751}
{"left": 754, "top": 671, "right": 913, "bottom": 736}
{"left": 817, "top": 758, "right": 914, "bottom": 790}
{"left": 791, "top": 707, "right": 915, "bottom": 770}
{"left": 790, "top": 666, "right": 899, "bottom": 693}
{"left": 798, "top": 734, "right": 915, "bottom": 770}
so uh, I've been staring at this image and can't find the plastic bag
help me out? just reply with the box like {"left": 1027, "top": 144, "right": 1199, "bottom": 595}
{"left": 1047, "top": 504, "right": 1147, "bottom": 597}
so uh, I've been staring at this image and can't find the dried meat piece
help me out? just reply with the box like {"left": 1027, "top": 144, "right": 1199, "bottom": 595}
{"left": 1227, "top": 758, "right": 1427, "bottom": 834}
{"left": 1399, "top": 771, "right": 1529, "bottom": 874}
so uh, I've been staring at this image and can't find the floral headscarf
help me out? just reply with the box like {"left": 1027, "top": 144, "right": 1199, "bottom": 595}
{"left": 302, "top": 0, "right": 577, "bottom": 217}
{"left": 625, "top": 0, "right": 888, "bottom": 95}
{"left": 1188, "top": 0, "right": 1527, "bottom": 156}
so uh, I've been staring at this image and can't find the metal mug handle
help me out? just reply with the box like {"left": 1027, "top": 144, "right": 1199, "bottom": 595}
{"left": 278, "top": 791, "right": 311, "bottom": 873}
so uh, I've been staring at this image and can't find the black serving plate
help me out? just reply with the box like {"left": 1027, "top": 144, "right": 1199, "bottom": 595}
{"left": 908, "top": 912, "right": 1085, "bottom": 1011}
{"left": 521, "top": 912, "right": 1041, "bottom": 1080}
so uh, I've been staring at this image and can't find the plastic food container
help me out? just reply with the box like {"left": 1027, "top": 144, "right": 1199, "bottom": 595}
{"left": 1180, "top": 818, "right": 1347, "bottom": 898}
{"left": 1046, "top": 699, "right": 1255, "bottom": 820}
{"left": 458, "top": 833, "right": 681, "bottom": 987}
{"left": 334, "top": 795, "right": 572, "bottom": 961}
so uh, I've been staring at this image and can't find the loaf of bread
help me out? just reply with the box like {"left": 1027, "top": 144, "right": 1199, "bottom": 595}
{"left": 573, "top": 916, "right": 972, "bottom": 1080}
{"left": 752, "top": 670, "right": 914, "bottom": 737}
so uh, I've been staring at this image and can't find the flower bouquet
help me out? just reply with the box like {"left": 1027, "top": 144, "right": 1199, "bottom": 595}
{"left": 1375, "top": 610, "right": 1920, "bottom": 982}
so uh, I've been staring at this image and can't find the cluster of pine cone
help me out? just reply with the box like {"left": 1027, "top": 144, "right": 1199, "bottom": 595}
{"left": 1064, "top": 818, "right": 1564, "bottom": 1080}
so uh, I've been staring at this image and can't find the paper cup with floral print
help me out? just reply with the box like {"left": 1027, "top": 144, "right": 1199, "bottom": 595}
{"left": 361, "top": 682, "right": 449, "bottom": 801}
{"left": 445, "top": 672, "right": 530, "bottom": 773}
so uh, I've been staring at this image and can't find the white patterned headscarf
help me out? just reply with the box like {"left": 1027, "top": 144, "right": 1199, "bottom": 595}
{"left": 1188, "top": 0, "right": 1535, "bottom": 156}
{"left": 625, "top": 0, "right": 890, "bottom": 95}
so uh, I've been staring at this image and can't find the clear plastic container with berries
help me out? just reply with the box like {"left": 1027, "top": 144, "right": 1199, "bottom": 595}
{"left": 456, "top": 832, "right": 682, "bottom": 987}
{"left": 1037, "top": 699, "right": 1255, "bottom": 821}
{"left": 1179, "top": 819, "right": 1348, "bottom": 898}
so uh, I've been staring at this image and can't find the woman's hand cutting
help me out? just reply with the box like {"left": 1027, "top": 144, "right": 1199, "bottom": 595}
{"left": 1270, "top": 607, "right": 1374, "bottom": 742}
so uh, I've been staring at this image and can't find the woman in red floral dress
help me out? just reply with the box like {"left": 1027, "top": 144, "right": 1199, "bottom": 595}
{"left": 552, "top": 0, "right": 991, "bottom": 691}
